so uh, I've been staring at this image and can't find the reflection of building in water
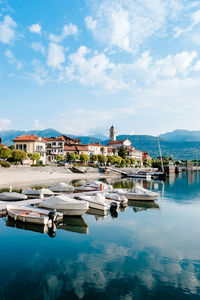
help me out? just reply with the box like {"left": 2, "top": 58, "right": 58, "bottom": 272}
{"left": 168, "top": 173, "right": 176, "bottom": 185}
{"left": 187, "top": 171, "right": 194, "bottom": 185}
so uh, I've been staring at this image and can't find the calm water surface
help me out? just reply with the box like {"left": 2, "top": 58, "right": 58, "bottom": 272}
{"left": 0, "top": 172, "right": 200, "bottom": 300}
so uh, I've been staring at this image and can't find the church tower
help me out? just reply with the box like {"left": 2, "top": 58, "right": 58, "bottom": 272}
{"left": 109, "top": 125, "right": 116, "bottom": 142}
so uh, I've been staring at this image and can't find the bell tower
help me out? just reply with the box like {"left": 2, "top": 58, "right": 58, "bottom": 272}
{"left": 109, "top": 125, "right": 116, "bottom": 142}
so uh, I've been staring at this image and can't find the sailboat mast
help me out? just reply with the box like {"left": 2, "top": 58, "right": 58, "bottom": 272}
{"left": 158, "top": 138, "right": 164, "bottom": 173}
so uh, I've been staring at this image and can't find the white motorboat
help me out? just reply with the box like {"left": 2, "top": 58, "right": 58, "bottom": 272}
{"left": 128, "top": 171, "right": 151, "bottom": 180}
{"left": 74, "top": 193, "right": 112, "bottom": 212}
{"left": 105, "top": 192, "right": 128, "bottom": 206}
{"left": 7, "top": 205, "right": 63, "bottom": 225}
{"left": 74, "top": 186, "right": 97, "bottom": 193}
{"left": 23, "top": 188, "right": 54, "bottom": 198}
{"left": 114, "top": 186, "right": 159, "bottom": 201}
{"left": 39, "top": 195, "right": 89, "bottom": 216}
{"left": 49, "top": 182, "right": 74, "bottom": 193}
{"left": 75, "top": 181, "right": 113, "bottom": 192}
{"left": 0, "top": 192, "right": 27, "bottom": 201}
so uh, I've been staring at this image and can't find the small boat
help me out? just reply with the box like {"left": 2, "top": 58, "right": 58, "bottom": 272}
{"left": 7, "top": 205, "right": 63, "bottom": 225}
{"left": 74, "top": 193, "right": 112, "bottom": 212}
{"left": 105, "top": 192, "right": 128, "bottom": 206}
{"left": 128, "top": 171, "right": 151, "bottom": 180}
{"left": 0, "top": 192, "right": 27, "bottom": 201}
{"left": 74, "top": 186, "right": 97, "bottom": 192}
{"left": 75, "top": 181, "right": 113, "bottom": 192}
{"left": 23, "top": 188, "right": 54, "bottom": 198}
{"left": 49, "top": 182, "right": 74, "bottom": 193}
{"left": 39, "top": 195, "right": 89, "bottom": 216}
{"left": 114, "top": 186, "right": 159, "bottom": 201}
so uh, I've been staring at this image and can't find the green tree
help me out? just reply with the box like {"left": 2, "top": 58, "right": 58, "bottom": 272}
{"left": 137, "top": 160, "right": 141, "bottom": 167}
{"left": 100, "top": 147, "right": 104, "bottom": 154}
{"left": 125, "top": 159, "right": 131, "bottom": 166}
{"left": 130, "top": 158, "right": 136, "bottom": 166}
{"left": 118, "top": 146, "right": 127, "bottom": 159}
{"left": 143, "top": 159, "right": 151, "bottom": 167}
{"left": 66, "top": 153, "right": 76, "bottom": 162}
{"left": 91, "top": 154, "right": 98, "bottom": 163}
{"left": 0, "top": 146, "right": 12, "bottom": 160}
{"left": 56, "top": 154, "right": 63, "bottom": 162}
{"left": 112, "top": 148, "right": 116, "bottom": 155}
{"left": 80, "top": 153, "right": 90, "bottom": 164}
{"left": 120, "top": 159, "right": 126, "bottom": 167}
{"left": 12, "top": 150, "right": 27, "bottom": 162}
{"left": 98, "top": 154, "right": 108, "bottom": 165}
{"left": 28, "top": 153, "right": 40, "bottom": 164}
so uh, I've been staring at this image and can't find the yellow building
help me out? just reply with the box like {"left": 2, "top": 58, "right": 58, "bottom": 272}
{"left": 13, "top": 135, "right": 46, "bottom": 164}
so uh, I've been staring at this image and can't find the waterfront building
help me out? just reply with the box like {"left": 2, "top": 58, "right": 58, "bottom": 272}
{"left": 44, "top": 137, "right": 65, "bottom": 163}
{"left": 107, "top": 126, "right": 143, "bottom": 162}
{"left": 86, "top": 143, "right": 108, "bottom": 156}
{"left": 13, "top": 135, "right": 46, "bottom": 164}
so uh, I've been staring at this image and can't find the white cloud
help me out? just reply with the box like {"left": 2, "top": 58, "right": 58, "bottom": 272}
{"left": 47, "top": 43, "right": 65, "bottom": 69}
{"left": 65, "top": 46, "right": 126, "bottom": 91}
{"left": 29, "top": 23, "right": 41, "bottom": 34}
{"left": 85, "top": 16, "right": 97, "bottom": 30}
{"left": 27, "top": 59, "right": 49, "bottom": 85}
{"left": 174, "top": 9, "right": 200, "bottom": 38}
{"left": 5, "top": 49, "right": 23, "bottom": 70}
{"left": 0, "top": 118, "right": 11, "bottom": 131}
{"left": 49, "top": 23, "right": 78, "bottom": 43}
{"left": 0, "top": 15, "right": 17, "bottom": 44}
{"left": 85, "top": 0, "right": 184, "bottom": 53}
{"left": 31, "top": 42, "right": 45, "bottom": 55}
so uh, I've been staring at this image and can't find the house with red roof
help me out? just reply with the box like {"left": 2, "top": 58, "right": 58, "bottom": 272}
{"left": 13, "top": 135, "right": 46, "bottom": 164}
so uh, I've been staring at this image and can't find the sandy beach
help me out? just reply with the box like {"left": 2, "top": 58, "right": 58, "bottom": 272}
{"left": 0, "top": 165, "right": 120, "bottom": 188}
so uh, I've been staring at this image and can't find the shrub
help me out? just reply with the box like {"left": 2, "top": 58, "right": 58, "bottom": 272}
{"left": 0, "top": 160, "right": 11, "bottom": 168}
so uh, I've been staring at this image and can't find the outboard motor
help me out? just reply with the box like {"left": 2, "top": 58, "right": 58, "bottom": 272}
{"left": 120, "top": 200, "right": 125, "bottom": 208}
{"left": 110, "top": 202, "right": 118, "bottom": 212}
{"left": 48, "top": 209, "right": 57, "bottom": 222}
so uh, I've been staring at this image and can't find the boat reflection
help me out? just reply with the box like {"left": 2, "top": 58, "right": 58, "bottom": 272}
{"left": 128, "top": 200, "right": 160, "bottom": 213}
{"left": 6, "top": 217, "right": 57, "bottom": 237}
{"left": 58, "top": 216, "right": 88, "bottom": 234}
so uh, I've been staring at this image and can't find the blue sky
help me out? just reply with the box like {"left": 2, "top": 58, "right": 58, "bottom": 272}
{"left": 1, "top": 0, "right": 200, "bottom": 136}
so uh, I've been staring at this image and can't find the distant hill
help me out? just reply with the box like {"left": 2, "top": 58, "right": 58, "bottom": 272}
{"left": 1, "top": 128, "right": 200, "bottom": 160}
{"left": 0, "top": 128, "right": 101, "bottom": 146}
{"left": 159, "top": 129, "right": 200, "bottom": 142}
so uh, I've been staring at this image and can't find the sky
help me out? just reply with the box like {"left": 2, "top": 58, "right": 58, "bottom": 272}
{"left": 1, "top": 0, "right": 200, "bottom": 137}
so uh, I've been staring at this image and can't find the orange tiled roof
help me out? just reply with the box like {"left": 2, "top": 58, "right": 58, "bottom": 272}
{"left": 13, "top": 135, "right": 45, "bottom": 142}
{"left": 43, "top": 137, "right": 64, "bottom": 142}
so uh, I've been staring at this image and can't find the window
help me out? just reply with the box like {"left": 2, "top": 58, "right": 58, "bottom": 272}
{"left": 52, "top": 142, "right": 56, "bottom": 146}
{"left": 36, "top": 145, "right": 43, "bottom": 152}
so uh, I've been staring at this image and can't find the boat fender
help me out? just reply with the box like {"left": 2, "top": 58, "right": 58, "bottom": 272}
{"left": 110, "top": 202, "right": 118, "bottom": 212}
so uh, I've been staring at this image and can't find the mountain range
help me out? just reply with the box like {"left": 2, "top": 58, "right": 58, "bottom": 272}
{"left": 1, "top": 128, "right": 200, "bottom": 160}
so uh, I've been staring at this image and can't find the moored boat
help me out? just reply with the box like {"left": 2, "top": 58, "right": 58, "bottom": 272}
{"left": 0, "top": 192, "right": 27, "bottom": 201}
{"left": 7, "top": 205, "right": 63, "bottom": 225}
{"left": 114, "top": 186, "right": 159, "bottom": 201}
{"left": 74, "top": 193, "right": 112, "bottom": 212}
{"left": 23, "top": 188, "right": 54, "bottom": 198}
{"left": 39, "top": 195, "right": 89, "bottom": 216}
{"left": 128, "top": 171, "right": 151, "bottom": 180}
{"left": 49, "top": 182, "right": 74, "bottom": 193}
{"left": 75, "top": 181, "right": 113, "bottom": 192}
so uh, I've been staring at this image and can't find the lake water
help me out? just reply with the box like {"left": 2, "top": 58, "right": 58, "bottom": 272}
{"left": 0, "top": 171, "right": 200, "bottom": 300}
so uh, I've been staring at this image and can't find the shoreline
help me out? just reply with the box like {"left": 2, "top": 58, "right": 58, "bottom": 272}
{"left": 0, "top": 166, "right": 121, "bottom": 189}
